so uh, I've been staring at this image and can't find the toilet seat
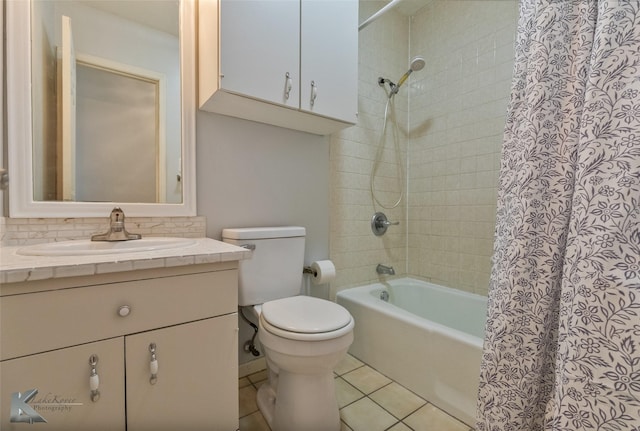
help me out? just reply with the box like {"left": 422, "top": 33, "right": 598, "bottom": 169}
{"left": 260, "top": 296, "right": 354, "bottom": 341}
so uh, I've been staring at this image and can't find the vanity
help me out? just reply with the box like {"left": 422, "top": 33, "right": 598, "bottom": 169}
{"left": 2, "top": 0, "right": 251, "bottom": 426}
{"left": 0, "top": 238, "right": 250, "bottom": 430}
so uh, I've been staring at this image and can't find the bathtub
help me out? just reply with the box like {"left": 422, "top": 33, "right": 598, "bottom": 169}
{"left": 336, "top": 278, "right": 487, "bottom": 426}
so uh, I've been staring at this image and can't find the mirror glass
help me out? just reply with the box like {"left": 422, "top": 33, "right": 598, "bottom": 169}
{"left": 30, "top": 0, "right": 181, "bottom": 204}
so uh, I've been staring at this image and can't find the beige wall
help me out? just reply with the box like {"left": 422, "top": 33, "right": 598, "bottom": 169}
{"left": 330, "top": 0, "right": 518, "bottom": 297}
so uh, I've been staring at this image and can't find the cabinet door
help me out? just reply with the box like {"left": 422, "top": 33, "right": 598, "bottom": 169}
{"left": 125, "top": 315, "right": 238, "bottom": 431}
{"left": 220, "top": 0, "right": 299, "bottom": 108}
{"left": 300, "top": 0, "right": 358, "bottom": 123}
{"left": 0, "top": 338, "right": 125, "bottom": 431}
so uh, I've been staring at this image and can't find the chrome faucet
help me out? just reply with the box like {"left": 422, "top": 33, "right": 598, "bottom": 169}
{"left": 376, "top": 264, "right": 395, "bottom": 275}
{"left": 91, "top": 207, "right": 142, "bottom": 241}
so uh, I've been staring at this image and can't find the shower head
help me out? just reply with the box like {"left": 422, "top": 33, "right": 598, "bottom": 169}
{"left": 410, "top": 56, "right": 426, "bottom": 72}
{"left": 390, "top": 56, "right": 426, "bottom": 95}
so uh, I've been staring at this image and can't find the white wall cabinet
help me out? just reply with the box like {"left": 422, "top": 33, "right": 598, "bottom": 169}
{"left": 199, "top": 0, "right": 358, "bottom": 135}
{"left": 0, "top": 264, "right": 239, "bottom": 431}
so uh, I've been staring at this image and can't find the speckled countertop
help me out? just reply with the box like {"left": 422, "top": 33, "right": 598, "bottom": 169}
{"left": 0, "top": 237, "right": 251, "bottom": 284}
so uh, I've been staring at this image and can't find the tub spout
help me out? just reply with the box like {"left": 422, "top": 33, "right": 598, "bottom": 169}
{"left": 376, "top": 264, "right": 395, "bottom": 275}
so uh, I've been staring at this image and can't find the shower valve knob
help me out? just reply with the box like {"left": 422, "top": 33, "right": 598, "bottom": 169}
{"left": 371, "top": 212, "right": 398, "bottom": 236}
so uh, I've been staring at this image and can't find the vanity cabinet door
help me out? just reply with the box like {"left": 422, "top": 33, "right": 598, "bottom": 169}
{"left": 0, "top": 338, "right": 125, "bottom": 431}
{"left": 125, "top": 314, "right": 239, "bottom": 431}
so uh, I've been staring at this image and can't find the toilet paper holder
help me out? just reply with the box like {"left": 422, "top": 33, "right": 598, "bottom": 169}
{"left": 302, "top": 260, "right": 336, "bottom": 285}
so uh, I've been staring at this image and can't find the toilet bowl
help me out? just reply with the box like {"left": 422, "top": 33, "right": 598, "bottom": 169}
{"left": 222, "top": 226, "right": 355, "bottom": 431}
{"left": 254, "top": 296, "right": 354, "bottom": 431}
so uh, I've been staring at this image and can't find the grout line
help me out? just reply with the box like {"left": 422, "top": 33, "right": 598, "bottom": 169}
{"left": 383, "top": 421, "right": 402, "bottom": 431}
{"left": 365, "top": 381, "right": 422, "bottom": 422}
{"left": 398, "top": 402, "right": 430, "bottom": 423}
{"left": 334, "top": 377, "right": 367, "bottom": 410}
{"left": 335, "top": 362, "right": 366, "bottom": 377}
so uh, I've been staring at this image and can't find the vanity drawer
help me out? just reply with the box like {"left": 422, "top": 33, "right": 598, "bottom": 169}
{"left": 0, "top": 270, "right": 237, "bottom": 361}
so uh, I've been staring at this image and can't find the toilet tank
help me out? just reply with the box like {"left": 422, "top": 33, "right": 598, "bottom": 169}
{"left": 222, "top": 226, "right": 306, "bottom": 306}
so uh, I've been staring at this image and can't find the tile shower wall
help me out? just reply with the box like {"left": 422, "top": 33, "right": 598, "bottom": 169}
{"left": 330, "top": 1, "right": 409, "bottom": 296}
{"left": 408, "top": 1, "right": 518, "bottom": 295}
{"left": 330, "top": 0, "right": 517, "bottom": 297}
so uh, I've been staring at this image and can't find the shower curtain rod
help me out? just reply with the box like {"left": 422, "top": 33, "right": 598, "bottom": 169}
{"left": 358, "top": 0, "right": 404, "bottom": 31}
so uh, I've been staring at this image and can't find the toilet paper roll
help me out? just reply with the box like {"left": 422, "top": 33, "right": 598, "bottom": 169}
{"left": 310, "top": 260, "right": 336, "bottom": 285}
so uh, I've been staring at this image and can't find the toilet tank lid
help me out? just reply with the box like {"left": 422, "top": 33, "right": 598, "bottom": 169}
{"left": 222, "top": 226, "right": 306, "bottom": 240}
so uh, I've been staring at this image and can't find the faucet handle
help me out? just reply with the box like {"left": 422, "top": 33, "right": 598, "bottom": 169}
{"left": 371, "top": 212, "right": 399, "bottom": 236}
{"left": 381, "top": 220, "right": 399, "bottom": 226}
{"left": 109, "top": 208, "right": 125, "bottom": 232}
{"left": 91, "top": 207, "right": 141, "bottom": 241}
{"left": 110, "top": 207, "right": 125, "bottom": 221}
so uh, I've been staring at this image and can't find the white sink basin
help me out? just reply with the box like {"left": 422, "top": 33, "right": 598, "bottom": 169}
{"left": 17, "top": 237, "right": 197, "bottom": 257}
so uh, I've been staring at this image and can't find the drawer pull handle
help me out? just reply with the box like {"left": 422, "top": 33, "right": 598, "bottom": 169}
{"left": 89, "top": 354, "right": 100, "bottom": 402}
{"left": 118, "top": 305, "right": 131, "bottom": 317}
{"left": 149, "top": 343, "right": 158, "bottom": 385}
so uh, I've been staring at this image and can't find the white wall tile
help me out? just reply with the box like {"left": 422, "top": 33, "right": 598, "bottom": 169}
{"left": 332, "top": 1, "right": 517, "bottom": 297}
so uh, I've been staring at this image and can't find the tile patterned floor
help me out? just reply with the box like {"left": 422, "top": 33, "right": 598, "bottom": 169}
{"left": 239, "top": 354, "right": 473, "bottom": 431}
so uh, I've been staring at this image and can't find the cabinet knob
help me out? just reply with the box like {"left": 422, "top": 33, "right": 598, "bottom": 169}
{"left": 117, "top": 305, "right": 131, "bottom": 317}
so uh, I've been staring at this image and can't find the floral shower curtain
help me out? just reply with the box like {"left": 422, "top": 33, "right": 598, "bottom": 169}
{"left": 477, "top": 1, "right": 640, "bottom": 430}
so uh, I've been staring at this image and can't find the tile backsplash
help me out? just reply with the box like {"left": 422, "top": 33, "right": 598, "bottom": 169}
{"left": 0, "top": 216, "right": 206, "bottom": 246}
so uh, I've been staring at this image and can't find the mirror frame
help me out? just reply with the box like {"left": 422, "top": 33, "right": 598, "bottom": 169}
{"left": 6, "top": 0, "right": 196, "bottom": 218}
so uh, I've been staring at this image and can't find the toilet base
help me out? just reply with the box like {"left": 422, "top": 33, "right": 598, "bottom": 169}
{"left": 256, "top": 369, "right": 341, "bottom": 431}
{"left": 256, "top": 383, "right": 276, "bottom": 427}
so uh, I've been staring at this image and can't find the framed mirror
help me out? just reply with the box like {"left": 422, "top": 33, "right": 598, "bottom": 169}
{"left": 7, "top": 0, "right": 196, "bottom": 217}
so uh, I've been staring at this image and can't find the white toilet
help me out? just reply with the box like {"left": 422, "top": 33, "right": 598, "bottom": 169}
{"left": 222, "top": 226, "right": 354, "bottom": 431}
